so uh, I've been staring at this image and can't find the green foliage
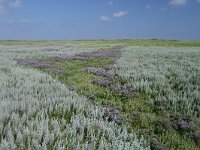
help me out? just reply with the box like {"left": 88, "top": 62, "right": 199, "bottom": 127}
{"left": 1, "top": 39, "right": 200, "bottom": 47}
{"left": 43, "top": 45, "right": 200, "bottom": 149}
{"left": 2, "top": 41, "right": 200, "bottom": 149}
{"left": 0, "top": 44, "right": 149, "bottom": 149}
{"left": 0, "top": 68, "right": 11, "bottom": 74}
{"left": 114, "top": 46, "right": 200, "bottom": 149}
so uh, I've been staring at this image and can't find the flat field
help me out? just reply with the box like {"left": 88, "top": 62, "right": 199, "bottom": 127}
{"left": 0, "top": 40, "right": 200, "bottom": 149}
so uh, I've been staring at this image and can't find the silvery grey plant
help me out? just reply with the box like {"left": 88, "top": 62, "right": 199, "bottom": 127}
{"left": 0, "top": 45, "right": 149, "bottom": 150}
{"left": 113, "top": 46, "right": 200, "bottom": 118}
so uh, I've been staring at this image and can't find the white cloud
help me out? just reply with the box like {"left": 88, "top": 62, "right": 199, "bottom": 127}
{"left": 0, "top": 0, "right": 23, "bottom": 14}
{"left": 169, "top": 0, "right": 188, "bottom": 6}
{"left": 10, "top": 0, "right": 22, "bottom": 8}
{"left": 100, "top": 15, "right": 110, "bottom": 21}
{"left": 0, "top": 5, "right": 6, "bottom": 13}
{"left": 197, "top": 0, "right": 200, "bottom": 3}
{"left": 113, "top": 11, "right": 128, "bottom": 18}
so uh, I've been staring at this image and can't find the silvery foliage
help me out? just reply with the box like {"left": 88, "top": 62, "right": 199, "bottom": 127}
{"left": 114, "top": 46, "right": 200, "bottom": 117}
{"left": 0, "top": 44, "right": 101, "bottom": 60}
{"left": 0, "top": 45, "right": 149, "bottom": 150}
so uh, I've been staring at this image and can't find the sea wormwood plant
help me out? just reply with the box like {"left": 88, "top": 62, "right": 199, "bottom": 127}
{"left": 0, "top": 45, "right": 149, "bottom": 150}
{"left": 112, "top": 46, "right": 200, "bottom": 148}
{"left": 113, "top": 46, "right": 200, "bottom": 118}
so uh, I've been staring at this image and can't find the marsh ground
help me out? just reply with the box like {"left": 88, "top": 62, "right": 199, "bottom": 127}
{"left": 1, "top": 39, "right": 200, "bottom": 149}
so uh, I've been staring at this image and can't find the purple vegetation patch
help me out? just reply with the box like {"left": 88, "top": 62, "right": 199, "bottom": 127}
{"left": 54, "top": 54, "right": 73, "bottom": 61}
{"left": 17, "top": 59, "right": 51, "bottom": 69}
{"left": 87, "top": 67, "right": 113, "bottom": 79}
{"left": 87, "top": 67, "right": 136, "bottom": 97}
{"left": 150, "top": 138, "right": 166, "bottom": 150}
{"left": 35, "top": 63, "right": 51, "bottom": 69}
{"left": 104, "top": 107, "right": 121, "bottom": 124}
{"left": 75, "top": 49, "right": 120, "bottom": 58}
{"left": 177, "top": 121, "right": 189, "bottom": 130}
{"left": 92, "top": 78, "right": 112, "bottom": 87}
{"left": 49, "top": 65, "right": 66, "bottom": 75}
{"left": 54, "top": 45, "right": 123, "bottom": 61}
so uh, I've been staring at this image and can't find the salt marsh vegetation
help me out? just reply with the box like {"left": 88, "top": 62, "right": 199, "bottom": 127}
{"left": 0, "top": 44, "right": 148, "bottom": 149}
{"left": 1, "top": 40, "right": 200, "bottom": 149}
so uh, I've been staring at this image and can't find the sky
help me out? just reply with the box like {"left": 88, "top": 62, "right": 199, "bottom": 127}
{"left": 0, "top": 0, "right": 200, "bottom": 40}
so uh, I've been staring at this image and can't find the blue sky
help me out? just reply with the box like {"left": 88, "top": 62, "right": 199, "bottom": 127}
{"left": 0, "top": 0, "right": 200, "bottom": 40}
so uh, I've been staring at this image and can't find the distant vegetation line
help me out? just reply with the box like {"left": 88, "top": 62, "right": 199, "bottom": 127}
{"left": 0, "top": 39, "right": 200, "bottom": 47}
